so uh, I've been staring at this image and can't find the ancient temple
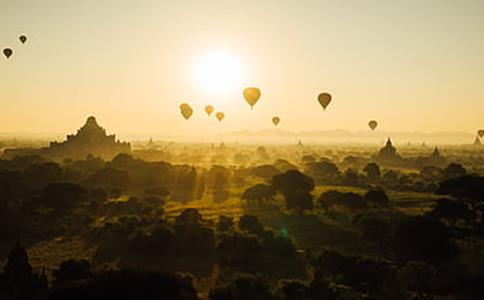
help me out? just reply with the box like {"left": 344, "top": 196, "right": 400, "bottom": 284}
{"left": 47, "top": 116, "right": 130, "bottom": 160}
{"left": 374, "top": 138, "right": 399, "bottom": 160}
{"left": 372, "top": 137, "right": 405, "bottom": 166}
{"left": 415, "top": 146, "right": 447, "bottom": 167}
{"left": 0, "top": 240, "right": 48, "bottom": 300}
{"left": 2, "top": 116, "right": 131, "bottom": 161}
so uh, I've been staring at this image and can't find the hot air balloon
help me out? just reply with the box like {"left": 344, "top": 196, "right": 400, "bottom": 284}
{"left": 243, "top": 87, "right": 261, "bottom": 108}
{"left": 180, "top": 106, "right": 193, "bottom": 120}
{"left": 179, "top": 103, "right": 190, "bottom": 110}
{"left": 215, "top": 112, "right": 225, "bottom": 122}
{"left": 318, "top": 93, "right": 332, "bottom": 110}
{"left": 19, "top": 35, "right": 27, "bottom": 44}
{"left": 478, "top": 129, "right": 484, "bottom": 138}
{"left": 272, "top": 116, "right": 280, "bottom": 126}
{"left": 3, "top": 48, "right": 13, "bottom": 59}
{"left": 368, "top": 120, "right": 378, "bottom": 131}
{"left": 205, "top": 105, "right": 214, "bottom": 116}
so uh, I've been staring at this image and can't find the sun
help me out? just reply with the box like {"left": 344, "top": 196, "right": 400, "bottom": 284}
{"left": 194, "top": 51, "right": 244, "bottom": 95}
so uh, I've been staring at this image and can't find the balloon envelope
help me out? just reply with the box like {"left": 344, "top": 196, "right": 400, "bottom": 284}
{"left": 179, "top": 103, "right": 190, "bottom": 110}
{"left": 243, "top": 87, "right": 261, "bottom": 108}
{"left": 19, "top": 35, "right": 27, "bottom": 44}
{"left": 478, "top": 129, "right": 484, "bottom": 138}
{"left": 205, "top": 105, "right": 214, "bottom": 116}
{"left": 272, "top": 116, "right": 280, "bottom": 126}
{"left": 180, "top": 106, "right": 193, "bottom": 120}
{"left": 215, "top": 112, "right": 225, "bottom": 122}
{"left": 3, "top": 48, "right": 12, "bottom": 59}
{"left": 318, "top": 93, "right": 332, "bottom": 110}
{"left": 368, "top": 120, "right": 378, "bottom": 130}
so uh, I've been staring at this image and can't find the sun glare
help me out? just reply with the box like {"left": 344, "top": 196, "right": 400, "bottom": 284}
{"left": 194, "top": 51, "right": 244, "bottom": 95}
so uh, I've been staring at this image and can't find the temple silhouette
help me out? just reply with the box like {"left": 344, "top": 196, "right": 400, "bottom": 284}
{"left": 0, "top": 240, "right": 48, "bottom": 300}
{"left": 373, "top": 137, "right": 403, "bottom": 164}
{"left": 2, "top": 116, "right": 130, "bottom": 161}
{"left": 373, "top": 137, "right": 446, "bottom": 167}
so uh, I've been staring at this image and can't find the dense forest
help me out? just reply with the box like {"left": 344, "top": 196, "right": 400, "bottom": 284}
{"left": 1, "top": 142, "right": 483, "bottom": 299}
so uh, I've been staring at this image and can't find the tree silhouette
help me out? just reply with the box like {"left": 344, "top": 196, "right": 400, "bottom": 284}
{"left": 363, "top": 163, "right": 381, "bottom": 182}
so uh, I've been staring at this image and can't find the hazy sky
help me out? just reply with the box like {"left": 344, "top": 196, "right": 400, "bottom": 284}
{"left": 1, "top": 0, "right": 483, "bottom": 136}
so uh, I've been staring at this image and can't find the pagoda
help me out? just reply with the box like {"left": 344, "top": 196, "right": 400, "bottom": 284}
{"left": 0, "top": 240, "right": 48, "bottom": 300}
{"left": 47, "top": 116, "right": 131, "bottom": 160}
{"left": 373, "top": 137, "right": 404, "bottom": 165}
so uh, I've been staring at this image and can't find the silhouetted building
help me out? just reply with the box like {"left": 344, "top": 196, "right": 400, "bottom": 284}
{"left": 0, "top": 240, "right": 48, "bottom": 300}
{"left": 372, "top": 138, "right": 406, "bottom": 167}
{"left": 374, "top": 138, "right": 400, "bottom": 161}
{"left": 2, "top": 116, "right": 130, "bottom": 161}
{"left": 147, "top": 137, "right": 155, "bottom": 149}
{"left": 415, "top": 146, "right": 447, "bottom": 167}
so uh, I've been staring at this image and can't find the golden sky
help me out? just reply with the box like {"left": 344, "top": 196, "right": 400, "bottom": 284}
{"left": 1, "top": 0, "right": 483, "bottom": 135}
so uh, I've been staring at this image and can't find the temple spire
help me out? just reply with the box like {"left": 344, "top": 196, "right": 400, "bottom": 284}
{"left": 4, "top": 239, "right": 33, "bottom": 276}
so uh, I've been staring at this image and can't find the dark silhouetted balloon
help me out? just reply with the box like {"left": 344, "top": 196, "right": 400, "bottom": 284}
{"left": 272, "top": 116, "right": 280, "bottom": 126}
{"left": 215, "top": 112, "right": 225, "bottom": 122}
{"left": 318, "top": 93, "right": 332, "bottom": 110}
{"left": 3, "top": 48, "right": 13, "bottom": 59}
{"left": 205, "top": 105, "right": 214, "bottom": 116}
{"left": 368, "top": 120, "right": 378, "bottom": 130}
{"left": 478, "top": 129, "right": 484, "bottom": 138}
{"left": 180, "top": 106, "right": 193, "bottom": 120}
{"left": 179, "top": 103, "right": 190, "bottom": 110}
{"left": 243, "top": 87, "right": 261, "bottom": 108}
{"left": 19, "top": 35, "right": 27, "bottom": 44}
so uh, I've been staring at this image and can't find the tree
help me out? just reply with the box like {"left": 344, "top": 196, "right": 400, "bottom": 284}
{"left": 256, "top": 146, "right": 270, "bottom": 161}
{"left": 363, "top": 163, "right": 381, "bottom": 182}
{"left": 363, "top": 189, "right": 390, "bottom": 207}
{"left": 381, "top": 170, "right": 399, "bottom": 187}
{"left": 87, "top": 166, "right": 131, "bottom": 188}
{"left": 273, "top": 159, "right": 297, "bottom": 172}
{"left": 437, "top": 175, "right": 484, "bottom": 202}
{"left": 209, "top": 274, "right": 274, "bottom": 300}
{"left": 251, "top": 165, "right": 280, "bottom": 180}
{"left": 272, "top": 170, "right": 315, "bottom": 214}
{"left": 342, "top": 168, "right": 359, "bottom": 186}
{"left": 284, "top": 191, "right": 314, "bottom": 214}
{"left": 427, "top": 198, "right": 475, "bottom": 223}
{"left": 217, "top": 215, "right": 234, "bottom": 232}
{"left": 41, "top": 182, "right": 87, "bottom": 211}
{"left": 49, "top": 270, "right": 197, "bottom": 300}
{"left": 241, "top": 184, "right": 276, "bottom": 206}
{"left": 441, "top": 163, "right": 467, "bottom": 180}
{"left": 272, "top": 170, "right": 314, "bottom": 194}
{"left": 53, "top": 259, "right": 92, "bottom": 285}
{"left": 354, "top": 215, "right": 391, "bottom": 244}
{"left": 391, "top": 216, "right": 457, "bottom": 262}
{"left": 306, "top": 161, "right": 340, "bottom": 183}
{"left": 175, "top": 208, "right": 203, "bottom": 229}
{"left": 278, "top": 279, "right": 311, "bottom": 300}
{"left": 399, "top": 261, "right": 437, "bottom": 295}
{"left": 301, "top": 155, "right": 316, "bottom": 164}
{"left": 420, "top": 166, "right": 442, "bottom": 181}
{"left": 238, "top": 215, "right": 264, "bottom": 235}
{"left": 319, "top": 190, "right": 366, "bottom": 212}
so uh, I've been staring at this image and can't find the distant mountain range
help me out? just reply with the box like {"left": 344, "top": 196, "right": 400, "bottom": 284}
{"left": 214, "top": 129, "right": 477, "bottom": 145}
